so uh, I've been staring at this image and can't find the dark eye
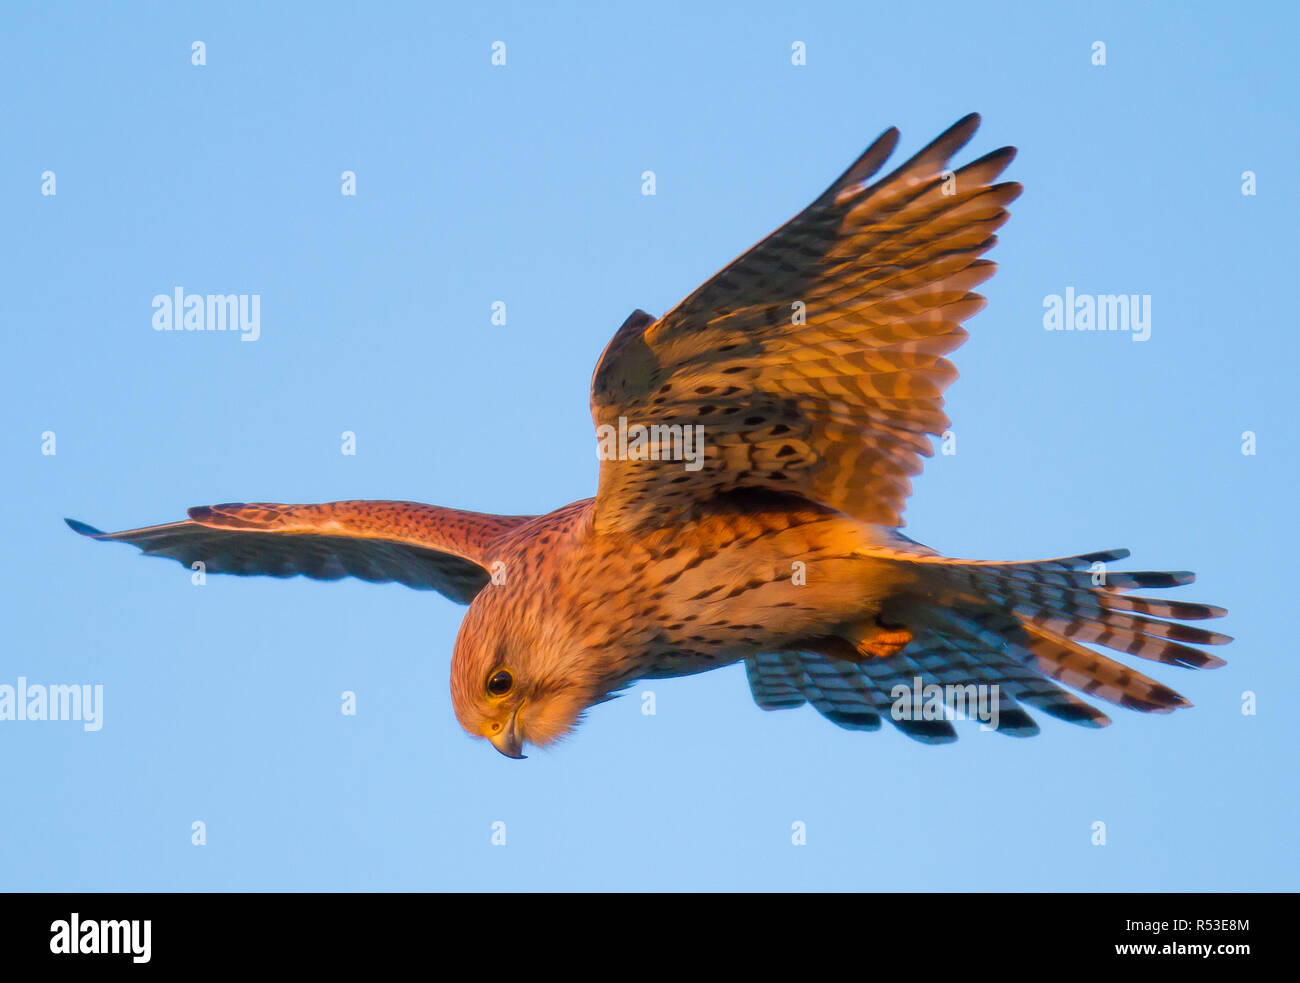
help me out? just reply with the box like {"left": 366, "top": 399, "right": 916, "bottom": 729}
{"left": 486, "top": 670, "right": 514, "bottom": 697}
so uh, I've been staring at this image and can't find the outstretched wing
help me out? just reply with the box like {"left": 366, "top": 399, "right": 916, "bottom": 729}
{"left": 745, "top": 641, "right": 1091, "bottom": 745}
{"left": 590, "top": 113, "right": 1018, "bottom": 532}
{"left": 67, "top": 500, "right": 533, "bottom": 604}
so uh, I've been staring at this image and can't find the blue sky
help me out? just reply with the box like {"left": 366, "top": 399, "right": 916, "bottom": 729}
{"left": 2, "top": 0, "right": 1296, "bottom": 891}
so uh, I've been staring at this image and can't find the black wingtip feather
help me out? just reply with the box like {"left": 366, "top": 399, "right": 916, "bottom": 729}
{"left": 823, "top": 710, "right": 882, "bottom": 732}
{"left": 65, "top": 518, "right": 105, "bottom": 538}
{"left": 1080, "top": 548, "right": 1131, "bottom": 564}
{"left": 824, "top": 127, "right": 902, "bottom": 201}
{"left": 1038, "top": 702, "right": 1111, "bottom": 727}
{"left": 893, "top": 717, "right": 959, "bottom": 744}
{"left": 990, "top": 708, "right": 1040, "bottom": 737}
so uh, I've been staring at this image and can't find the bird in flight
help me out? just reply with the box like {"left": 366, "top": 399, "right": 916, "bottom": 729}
{"left": 69, "top": 114, "right": 1229, "bottom": 758}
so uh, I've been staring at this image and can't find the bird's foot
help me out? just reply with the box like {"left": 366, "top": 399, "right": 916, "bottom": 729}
{"left": 854, "top": 617, "right": 914, "bottom": 660}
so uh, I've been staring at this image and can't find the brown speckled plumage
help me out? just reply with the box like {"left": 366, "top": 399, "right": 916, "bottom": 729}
{"left": 69, "top": 115, "right": 1229, "bottom": 756}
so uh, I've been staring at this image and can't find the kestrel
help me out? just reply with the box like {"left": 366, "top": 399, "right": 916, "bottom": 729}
{"left": 69, "top": 114, "right": 1230, "bottom": 758}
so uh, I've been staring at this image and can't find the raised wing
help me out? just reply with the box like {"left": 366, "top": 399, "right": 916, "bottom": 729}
{"left": 67, "top": 500, "right": 533, "bottom": 604}
{"left": 590, "top": 113, "right": 1019, "bottom": 532}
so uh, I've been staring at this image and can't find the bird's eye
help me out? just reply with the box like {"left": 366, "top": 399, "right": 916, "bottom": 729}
{"left": 486, "top": 669, "right": 514, "bottom": 697}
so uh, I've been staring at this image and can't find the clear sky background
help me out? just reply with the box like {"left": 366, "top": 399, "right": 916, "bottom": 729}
{"left": 2, "top": 1, "right": 1296, "bottom": 891}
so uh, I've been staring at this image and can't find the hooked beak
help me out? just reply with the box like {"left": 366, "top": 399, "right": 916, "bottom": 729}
{"left": 489, "top": 704, "right": 527, "bottom": 759}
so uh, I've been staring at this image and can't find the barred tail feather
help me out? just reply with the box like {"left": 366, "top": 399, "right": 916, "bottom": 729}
{"left": 917, "top": 549, "right": 1229, "bottom": 718}
{"left": 1013, "top": 620, "right": 1191, "bottom": 713}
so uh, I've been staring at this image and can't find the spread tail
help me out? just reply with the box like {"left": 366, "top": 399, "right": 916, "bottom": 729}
{"left": 745, "top": 548, "right": 1230, "bottom": 742}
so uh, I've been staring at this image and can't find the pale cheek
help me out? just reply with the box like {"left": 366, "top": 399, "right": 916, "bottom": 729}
{"left": 525, "top": 696, "right": 587, "bottom": 746}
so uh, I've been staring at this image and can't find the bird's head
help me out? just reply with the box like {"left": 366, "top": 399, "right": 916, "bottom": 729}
{"left": 450, "top": 590, "right": 614, "bottom": 759}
